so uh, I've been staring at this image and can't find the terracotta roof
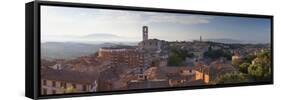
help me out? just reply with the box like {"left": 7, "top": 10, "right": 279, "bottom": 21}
{"left": 181, "top": 79, "right": 205, "bottom": 86}
{"left": 167, "top": 74, "right": 186, "bottom": 80}
{"left": 98, "top": 67, "right": 120, "bottom": 81}
{"left": 157, "top": 66, "right": 192, "bottom": 74}
{"left": 41, "top": 68, "right": 99, "bottom": 84}
{"left": 127, "top": 80, "right": 170, "bottom": 89}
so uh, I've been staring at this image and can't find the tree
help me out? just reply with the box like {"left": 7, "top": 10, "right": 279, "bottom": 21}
{"left": 203, "top": 49, "right": 231, "bottom": 60}
{"left": 168, "top": 52, "right": 182, "bottom": 66}
{"left": 239, "top": 62, "right": 251, "bottom": 74}
{"left": 208, "top": 45, "right": 212, "bottom": 51}
{"left": 215, "top": 72, "right": 249, "bottom": 84}
{"left": 248, "top": 63, "right": 271, "bottom": 81}
{"left": 224, "top": 50, "right": 232, "bottom": 60}
{"left": 242, "top": 54, "right": 256, "bottom": 63}
{"left": 248, "top": 64, "right": 263, "bottom": 80}
{"left": 167, "top": 48, "right": 194, "bottom": 66}
{"left": 247, "top": 51, "right": 272, "bottom": 81}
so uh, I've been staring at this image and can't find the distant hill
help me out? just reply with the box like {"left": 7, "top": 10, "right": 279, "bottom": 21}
{"left": 83, "top": 33, "right": 121, "bottom": 39}
{"left": 206, "top": 38, "right": 258, "bottom": 44}
{"left": 82, "top": 33, "right": 140, "bottom": 42}
{"left": 41, "top": 42, "right": 117, "bottom": 60}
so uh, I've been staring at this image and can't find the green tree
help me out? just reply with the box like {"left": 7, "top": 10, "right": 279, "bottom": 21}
{"left": 167, "top": 47, "right": 194, "bottom": 66}
{"left": 208, "top": 45, "right": 212, "bottom": 51}
{"left": 215, "top": 72, "right": 249, "bottom": 84}
{"left": 248, "top": 64, "right": 263, "bottom": 80}
{"left": 242, "top": 54, "right": 256, "bottom": 63}
{"left": 247, "top": 51, "right": 272, "bottom": 81}
{"left": 248, "top": 63, "right": 271, "bottom": 81}
{"left": 168, "top": 52, "right": 182, "bottom": 66}
{"left": 239, "top": 62, "right": 251, "bottom": 74}
{"left": 203, "top": 49, "right": 231, "bottom": 60}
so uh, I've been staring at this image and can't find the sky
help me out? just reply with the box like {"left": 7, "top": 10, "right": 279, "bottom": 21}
{"left": 41, "top": 5, "right": 271, "bottom": 44}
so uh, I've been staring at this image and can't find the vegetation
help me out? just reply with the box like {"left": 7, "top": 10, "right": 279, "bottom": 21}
{"left": 242, "top": 54, "right": 256, "bottom": 63}
{"left": 203, "top": 46, "right": 232, "bottom": 60}
{"left": 215, "top": 72, "right": 249, "bottom": 84}
{"left": 167, "top": 47, "right": 194, "bottom": 66}
{"left": 168, "top": 52, "right": 182, "bottom": 66}
{"left": 248, "top": 61, "right": 271, "bottom": 81}
{"left": 239, "top": 62, "right": 250, "bottom": 73}
{"left": 214, "top": 50, "right": 271, "bottom": 84}
{"left": 237, "top": 50, "right": 272, "bottom": 82}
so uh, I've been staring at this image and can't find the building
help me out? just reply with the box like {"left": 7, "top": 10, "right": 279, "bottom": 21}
{"left": 167, "top": 69, "right": 196, "bottom": 86}
{"left": 179, "top": 79, "right": 205, "bottom": 86}
{"left": 143, "top": 26, "right": 148, "bottom": 41}
{"left": 208, "top": 61, "right": 237, "bottom": 81}
{"left": 138, "top": 39, "right": 164, "bottom": 52}
{"left": 138, "top": 26, "right": 169, "bottom": 68}
{"left": 138, "top": 26, "right": 167, "bottom": 52}
{"left": 232, "top": 50, "right": 244, "bottom": 64}
{"left": 98, "top": 46, "right": 145, "bottom": 68}
{"left": 98, "top": 26, "right": 167, "bottom": 69}
{"left": 155, "top": 65, "right": 208, "bottom": 86}
{"left": 192, "top": 63, "right": 210, "bottom": 83}
{"left": 97, "top": 66, "right": 122, "bottom": 91}
{"left": 127, "top": 79, "right": 170, "bottom": 89}
{"left": 41, "top": 68, "right": 98, "bottom": 95}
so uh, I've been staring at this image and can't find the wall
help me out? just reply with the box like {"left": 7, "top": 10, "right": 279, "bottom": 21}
{"left": 0, "top": 0, "right": 280, "bottom": 100}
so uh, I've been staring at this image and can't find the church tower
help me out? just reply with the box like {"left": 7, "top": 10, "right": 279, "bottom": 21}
{"left": 143, "top": 26, "right": 148, "bottom": 41}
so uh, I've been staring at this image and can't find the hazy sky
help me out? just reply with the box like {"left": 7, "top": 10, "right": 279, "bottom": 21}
{"left": 41, "top": 6, "right": 271, "bottom": 43}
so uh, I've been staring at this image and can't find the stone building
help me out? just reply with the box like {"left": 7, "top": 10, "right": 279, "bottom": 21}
{"left": 98, "top": 46, "right": 144, "bottom": 68}
{"left": 41, "top": 68, "right": 98, "bottom": 95}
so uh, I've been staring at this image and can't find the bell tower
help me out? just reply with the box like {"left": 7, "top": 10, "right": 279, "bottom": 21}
{"left": 143, "top": 26, "right": 148, "bottom": 41}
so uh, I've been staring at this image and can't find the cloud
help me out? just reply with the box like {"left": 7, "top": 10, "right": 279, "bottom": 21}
{"left": 41, "top": 6, "right": 214, "bottom": 42}
{"left": 147, "top": 14, "right": 212, "bottom": 24}
{"left": 89, "top": 9, "right": 213, "bottom": 25}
